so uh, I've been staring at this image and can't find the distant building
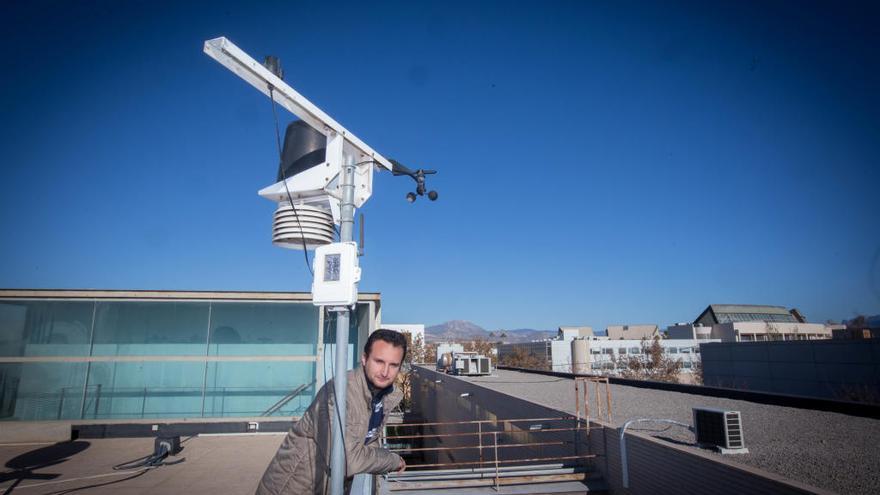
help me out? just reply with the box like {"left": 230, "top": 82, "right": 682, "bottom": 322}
{"left": 382, "top": 323, "right": 425, "bottom": 345}
{"left": 497, "top": 340, "right": 571, "bottom": 372}
{"left": 606, "top": 324, "right": 659, "bottom": 340}
{"left": 696, "top": 304, "right": 799, "bottom": 325}
{"left": 582, "top": 338, "right": 715, "bottom": 375}
{"left": 668, "top": 304, "right": 831, "bottom": 342}
{"left": 499, "top": 335, "right": 710, "bottom": 375}
{"left": 557, "top": 326, "right": 593, "bottom": 340}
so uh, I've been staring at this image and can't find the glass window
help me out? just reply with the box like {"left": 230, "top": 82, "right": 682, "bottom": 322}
{"left": 602, "top": 348, "right": 613, "bottom": 355}
{"left": 629, "top": 347, "right": 640, "bottom": 354}
{"left": 590, "top": 363, "right": 600, "bottom": 370}
{"left": 680, "top": 347, "right": 691, "bottom": 353}
{"left": 84, "top": 361, "right": 206, "bottom": 419}
{"left": 1, "top": 362, "right": 88, "bottom": 420}
{"left": 590, "top": 349, "right": 600, "bottom": 355}
{"left": 668, "top": 347, "right": 678, "bottom": 354}
{"left": 618, "top": 348, "right": 627, "bottom": 355}
{"left": 203, "top": 361, "right": 316, "bottom": 417}
{"left": 92, "top": 301, "right": 210, "bottom": 356}
{"left": 208, "top": 302, "right": 318, "bottom": 356}
{"left": 0, "top": 300, "right": 94, "bottom": 357}
{"left": 683, "top": 362, "right": 693, "bottom": 369}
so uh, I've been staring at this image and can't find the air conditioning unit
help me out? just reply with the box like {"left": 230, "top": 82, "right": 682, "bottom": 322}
{"left": 451, "top": 353, "right": 492, "bottom": 376}
{"left": 692, "top": 407, "right": 748, "bottom": 454}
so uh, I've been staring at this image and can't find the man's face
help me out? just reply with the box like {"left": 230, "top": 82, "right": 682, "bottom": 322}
{"left": 361, "top": 340, "right": 404, "bottom": 389}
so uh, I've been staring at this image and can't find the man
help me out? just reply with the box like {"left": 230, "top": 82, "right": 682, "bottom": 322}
{"left": 256, "top": 329, "right": 408, "bottom": 494}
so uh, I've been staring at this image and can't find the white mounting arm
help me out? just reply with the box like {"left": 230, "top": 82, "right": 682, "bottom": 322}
{"left": 203, "top": 36, "right": 393, "bottom": 172}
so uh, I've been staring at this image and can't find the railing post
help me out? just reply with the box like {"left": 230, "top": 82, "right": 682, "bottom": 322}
{"left": 478, "top": 422, "right": 483, "bottom": 465}
{"left": 141, "top": 387, "right": 148, "bottom": 418}
{"left": 605, "top": 379, "right": 612, "bottom": 422}
{"left": 493, "top": 431, "right": 500, "bottom": 490}
{"left": 584, "top": 379, "right": 590, "bottom": 424}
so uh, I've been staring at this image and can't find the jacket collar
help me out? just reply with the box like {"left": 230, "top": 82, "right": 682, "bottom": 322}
{"left": 352, "top": 367, "right": 403, "bottom": 411}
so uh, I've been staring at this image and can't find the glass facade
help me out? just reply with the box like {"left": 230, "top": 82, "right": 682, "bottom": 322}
{"left": 0, "top": 294, "right": 375, "bottom": 422}
{"left": 716, "top": 312, "right": 796, "bottom": 324}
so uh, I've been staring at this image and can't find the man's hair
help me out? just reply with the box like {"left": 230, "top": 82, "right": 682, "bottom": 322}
{"left": 363, "top": 329, "right": 408, "bottom": 361}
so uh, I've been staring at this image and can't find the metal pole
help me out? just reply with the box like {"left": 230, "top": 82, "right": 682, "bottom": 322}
{"left": 330, "top": 151, "right": 358, "bottom": 495}
{"left": 493, "top": 431, "right": 500, "bottom": 490}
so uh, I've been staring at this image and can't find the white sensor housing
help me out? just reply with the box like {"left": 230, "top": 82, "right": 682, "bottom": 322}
{"left": 312, "top": 242, "right": 361, "bottom": 306}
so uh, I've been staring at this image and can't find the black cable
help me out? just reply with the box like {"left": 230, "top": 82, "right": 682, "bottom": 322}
{"left": 269, "top": 85, "right": 313, "bottom": 275}
{"left": 112, "top": 453, "right": 154, "bottom": 470}
{"left": 269, "top": 86, "right": 284, "bottom": 163}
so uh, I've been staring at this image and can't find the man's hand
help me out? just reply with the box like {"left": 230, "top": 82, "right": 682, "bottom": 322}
{"left": 396, "top": 458, "right": 406, "bottom": 473}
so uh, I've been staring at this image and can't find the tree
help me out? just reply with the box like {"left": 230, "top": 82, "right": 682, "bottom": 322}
{"left": 615, "top": 337, "right": 683, "bottom": 383}
{"left": 408, "top": 334, "right": 428, "bottom": 364}
{"left": 847, "top": 315, "right": 868, "bottom": 330}
{"left": 394, "top": 334, "right": 434, "bottom": 412}
{"left": 464, "top": 338, "right": 496, "bottom": 357}
{"left": 498, "top": 346, "right": 548, "bottom": 371}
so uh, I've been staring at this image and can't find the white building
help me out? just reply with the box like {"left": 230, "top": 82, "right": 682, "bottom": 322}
{"left": 606, "top": 324, "right": 659, "bottom": 340}
{"left": 499, "top": 336, "right": 710, "bottom": 375}
{"left": 558, "top": 326, "right": 594, "bottom": 340}
{"left": 580, "top": 338, "right": 717, "bottom": 374}
{"left": 667, "top": 305, "right": 831, "bottom": 342}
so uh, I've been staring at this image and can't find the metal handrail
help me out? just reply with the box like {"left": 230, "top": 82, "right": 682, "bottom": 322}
{"left": 261, "top": 380, "right": 315, "bottom": 416}
{"left": 406, "top": 454, "right": 597, "bottom": 470}
{"left": 390, "top": 440, "right": 571, "bottom": 453}
{"left": 385, "top": 426, "right": 583, "bottom": 441}
{"left": 391, "top": 416, "right": 574, "bottom": 428}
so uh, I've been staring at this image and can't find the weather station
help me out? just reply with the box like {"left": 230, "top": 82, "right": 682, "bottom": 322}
{"left": 204, "top": 37, "right": 437, "bottom": 495}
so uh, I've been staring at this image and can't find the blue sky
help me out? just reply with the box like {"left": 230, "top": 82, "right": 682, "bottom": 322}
{"left": 1, "top": 1, "right": 878, "bottom": 331}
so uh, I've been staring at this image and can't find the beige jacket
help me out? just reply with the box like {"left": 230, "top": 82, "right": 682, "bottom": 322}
{"left": 256, "top": 369, "right": 403, "bottom": 495}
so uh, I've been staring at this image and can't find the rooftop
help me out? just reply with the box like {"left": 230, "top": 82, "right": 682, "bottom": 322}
{"left": 454, "top": 369, "right": 880, "bottom": 495}
{"left": 0, "top": 434, "right": 282, "bottom": 494}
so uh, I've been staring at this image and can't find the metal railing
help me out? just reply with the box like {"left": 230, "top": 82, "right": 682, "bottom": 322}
{"left": 574, "top": 376, "right": 613, "bottom": 428}
{"left": 383, "top": 416, "right": 596, "bottom": 490}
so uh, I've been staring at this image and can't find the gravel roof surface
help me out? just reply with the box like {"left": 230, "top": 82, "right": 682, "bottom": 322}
{"left": 456, "top": 369, "right": 880, "bottom": 495}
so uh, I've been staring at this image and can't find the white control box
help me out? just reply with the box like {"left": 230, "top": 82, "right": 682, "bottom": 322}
{"left": 312, "top": 242, "right": 361, "bottom": 306}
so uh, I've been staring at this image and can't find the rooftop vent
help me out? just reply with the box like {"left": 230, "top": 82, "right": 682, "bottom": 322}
{"left": 692, "top": 407, "right": 748, "bottom": 454}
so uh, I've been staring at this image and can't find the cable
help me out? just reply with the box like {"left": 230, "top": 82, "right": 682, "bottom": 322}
{"left": 270, "top": 82, "right": 381, "bottom": 268}
{"left": 15, "top": 468, "right": 153, "bottom": 494}
{"left": 269, "top": 85, "right": 313, "bottom": 275}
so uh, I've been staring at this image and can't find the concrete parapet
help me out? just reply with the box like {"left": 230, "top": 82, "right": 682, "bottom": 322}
{"left": 0, "top": 421, "right": 71, "bottom": 444}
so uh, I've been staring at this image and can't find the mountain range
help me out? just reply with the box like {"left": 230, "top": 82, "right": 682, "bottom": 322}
{"left": 425, "top": 320, "right": 556, "bottom": 343}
